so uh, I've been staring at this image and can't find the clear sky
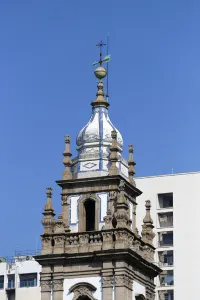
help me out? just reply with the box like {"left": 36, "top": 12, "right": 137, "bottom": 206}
{"left": 0, "top": 0, "right": 200, "bottom": 256}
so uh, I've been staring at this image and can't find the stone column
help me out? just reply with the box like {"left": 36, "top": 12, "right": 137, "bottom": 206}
{"left": 102, "top": 276, "right": 113, "bottom": 300}
{"left": 40, "top": 279, "right": 51, "bottom": 300}
{"left": 53, "top": 278, "right": 64, "bottom": 300}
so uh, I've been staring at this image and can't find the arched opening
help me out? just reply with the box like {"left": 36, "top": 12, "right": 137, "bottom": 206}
{"left": 84, "top": 199, "right": 95, "bottom": 231}
{"left": 77, "top": 296, "right": 91, "bottom": 300}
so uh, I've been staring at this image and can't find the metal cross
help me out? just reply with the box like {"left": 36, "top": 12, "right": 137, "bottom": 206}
{"left": 92, "top": 40, "right": 111, "bottom": 67}
{"left": 96, "top": 40, "right": 106, "bottom": 66}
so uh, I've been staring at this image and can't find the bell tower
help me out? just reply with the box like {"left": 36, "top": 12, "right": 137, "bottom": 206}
{"left": 35, "top": 42, "right": 161, "bottom": 300}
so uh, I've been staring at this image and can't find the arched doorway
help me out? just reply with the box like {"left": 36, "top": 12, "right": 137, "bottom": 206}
{"left": 84, "top": 199, "right": 95, "bottom": 231}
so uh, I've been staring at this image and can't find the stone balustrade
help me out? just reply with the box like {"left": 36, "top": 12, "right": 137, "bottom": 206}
{"left": 41, "top": 228, "right": 154, "bottom": 262}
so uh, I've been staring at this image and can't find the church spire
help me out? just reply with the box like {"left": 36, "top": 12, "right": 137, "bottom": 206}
{"left": 75, "top": 40, "right": 123, "bottom": 178}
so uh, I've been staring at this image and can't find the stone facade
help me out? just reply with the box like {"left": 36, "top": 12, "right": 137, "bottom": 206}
{"left": 35, "top": 44, "right": 161, "bottom": 300}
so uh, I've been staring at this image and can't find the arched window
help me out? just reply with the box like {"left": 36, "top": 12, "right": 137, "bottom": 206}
{"left": 84, "top": 199, "right": 95, "bottom": 231}
{"left": 78, "top": 197, "right": 99, "bottom": 232}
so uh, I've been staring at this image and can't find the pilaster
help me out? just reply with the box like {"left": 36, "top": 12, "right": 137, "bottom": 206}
{"left": 102, "top": 275, "right": 113, "bottom": 300}
{"left": 53, "top": 278, "right": 64, "bottom": 300}
{"left": 114, "top": 274, "right": 130, "bottom": 300}
{"left": 61, "top": 194, "right": 70, "bottom": 231}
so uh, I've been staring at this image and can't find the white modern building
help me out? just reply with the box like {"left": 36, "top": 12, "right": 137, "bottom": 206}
{"left": 136, "top": 171, "right": 200, "bottom": 300}
{"left": 0, "top": 252, "right": 41, "bottom": 300}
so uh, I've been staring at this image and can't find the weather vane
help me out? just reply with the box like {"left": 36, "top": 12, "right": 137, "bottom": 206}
{"left": 92, "top": 40, "right": 111, "bottom": 68}
{"left": 92, "top": 38, "right": 111, "bottom": 101}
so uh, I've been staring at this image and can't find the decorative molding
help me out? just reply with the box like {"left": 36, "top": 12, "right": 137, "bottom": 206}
{"left": 102, "top": 276, "right": 114, "bottom": 287}
{"left": 69, "top": 282, "right": 97, "bottom": 300}
{"left": 83, "top": 162, "right": 98, "bottom": 169}
{"left": 79, "top": 234, "right": 90, "bottom": 244}
{"left": 62, "top": 195, "right": 69, "bottom": 205}
{"left": 53, "top": 279, "right": 64, "bottom": 291}
{"left": 115, "top": 274, "right": 129, "bottom": 286}
{"left": 40, "top": 280, "right": 51, "bottom": 292}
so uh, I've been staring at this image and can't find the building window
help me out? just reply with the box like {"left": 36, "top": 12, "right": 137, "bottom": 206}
{"left": 0, "top": 276, "right": 4, "bottom": 289}
{"left": 158, "top": 212, "right": 173, "bottom": 228}
{"left": 8, "top": 275, "right": 15, "bottom": 289}
{"left": 158, "top": 231, "right": 173, "bottom": 247}
{"left": 158, "top": 193, "right": 173, "bottom": 208}
{"left": 160, "top": 270, "right": 174, "bottom": 286}
{"left": 164, "top": 291, "right": 174, "bottom": 300}
{"left": 19, "top": 273, "right": 37, "bottom": 288}
{"left": 158, "top": 250, "right": 173, "bottom": 266}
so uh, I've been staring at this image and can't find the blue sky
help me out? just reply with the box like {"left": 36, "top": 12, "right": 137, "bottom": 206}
{"left": 0, "top": 0, "right": 200, "bottom": 255}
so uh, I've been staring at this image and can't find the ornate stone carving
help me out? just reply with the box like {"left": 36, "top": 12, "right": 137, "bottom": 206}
{"left": 62, "top": 194, "right": 69, "bottom": 205}
{"left": 102, "top": 231, "right": 113, "bottom": 242}
{"left": 115, "top": 230, "right": 129, "bottom": 241}
{"left": 141, "top": 200, "right": 155, "bottom": 246}
{"left": 40, "top": 280, "right": 51, "bottom": 292}
{"left": 41, "top": 236, "right": 51, "bottom": 244}
{"left": 115, "top": 274, "right": 129, "bottom": 286}
{"left": 142, "top": 245, "right": 154, "bottom": 262}
{"left": 69, "top": 282, "right": 97, "bottom": 300}
{"left": 102, "top": 209, "right": 113, "bottom": 229}
{"left": 102, "top": 276, "right": 114, "bottom": 287}
{"left": 79, "top": 234, "right": 89, "bottom": 244}
{"left": 53, "top": 279, "right": 64, "bottom": 291}
{"left": 54, "top": 236, "right": 64, "bottom": 244}
{"left": 109, "top": 191, "right": 117, "bottom": 200}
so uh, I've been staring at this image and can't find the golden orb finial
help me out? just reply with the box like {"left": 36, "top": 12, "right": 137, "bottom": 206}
{"left": 94, "top": 66, "right": 107, "bottom": 79}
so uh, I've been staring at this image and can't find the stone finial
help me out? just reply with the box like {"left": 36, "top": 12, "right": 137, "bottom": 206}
{"left": 44, "top": 188, "right": 54, "bottom": 211}
{"left": 62, "top": 135, "right": 72, "bottom": 180}
{"left": 115, "top": 180, "right": 130, "bottom": 228}
{"left": 91, "top": 80, "right": 109, "bottom": 108}
{"left": 141, "top": 200, "right": 155, "bottom": 245}
{"left": 109, "top": 130, "right": 119, "bottom": 176}
{"left": 42, "top": 188, "right": 55, "bottom": 234}
{"left": 128, "top": 145, "right": 136, "bottom": 186}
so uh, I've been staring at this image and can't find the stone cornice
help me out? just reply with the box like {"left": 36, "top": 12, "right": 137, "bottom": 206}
{"left": 56, "top": 174, "right": 142, "bottom": 204}
{"left": 35, "top": 246, "right": 161, "bottom": 278}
